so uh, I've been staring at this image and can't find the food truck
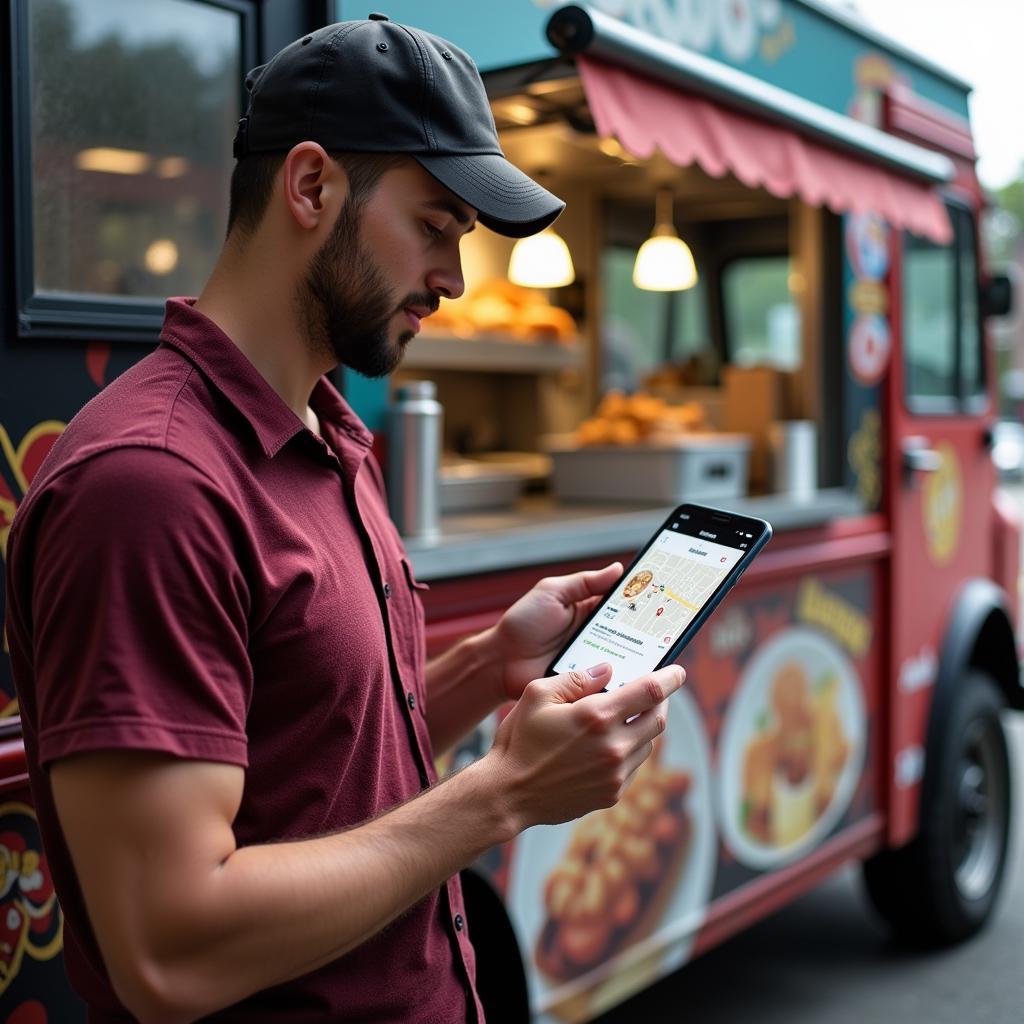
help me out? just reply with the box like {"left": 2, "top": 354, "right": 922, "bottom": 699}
{"left": 0, "top": 1, "right": 1019, "bottom": 1020}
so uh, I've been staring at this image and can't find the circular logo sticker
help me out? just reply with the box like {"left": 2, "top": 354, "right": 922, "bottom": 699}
{"left": 923, "top": 442, "right": 962, "bottom": 565}
{"left": 846, "top": 211, "right": 890, "bottom": 282}
{"left": 848, "top": 313, "right": 891, "bottom": 386}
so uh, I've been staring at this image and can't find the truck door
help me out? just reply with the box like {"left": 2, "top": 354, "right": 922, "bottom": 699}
{"left": 887, "top": 199, "right": 991, "bottom": 845}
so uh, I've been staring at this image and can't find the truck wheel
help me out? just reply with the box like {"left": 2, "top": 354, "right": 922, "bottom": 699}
{"left": 862, "top": 671, "right": 1012, "bottom": 945}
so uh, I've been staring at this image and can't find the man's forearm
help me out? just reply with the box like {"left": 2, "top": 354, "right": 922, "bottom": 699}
{"left": 103, "top": 757, "right": 516, "bottom": 1024}
{"left": 424, "top": 625, "right": 505, "bottom": 755}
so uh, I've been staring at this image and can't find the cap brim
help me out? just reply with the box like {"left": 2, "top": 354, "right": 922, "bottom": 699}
{"left": 413, "top": 152, "right": 565, "bottom": 238}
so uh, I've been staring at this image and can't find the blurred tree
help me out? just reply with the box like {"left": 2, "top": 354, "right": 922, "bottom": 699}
{"left": 985, "top": 169, "right": 1024, "bottom": 265}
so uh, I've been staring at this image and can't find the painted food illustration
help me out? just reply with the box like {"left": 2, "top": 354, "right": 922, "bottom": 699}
{"left": 742, "top": 662, "right": 849, "bottom": 848}
{"left": 719, "top": 627, "right": 866, "bottom": 868}
{"left": 535, "top": 741, "right": 692, "bottom": 981}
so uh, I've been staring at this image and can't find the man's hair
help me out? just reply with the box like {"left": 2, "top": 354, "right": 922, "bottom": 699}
{"left": 226, "top": 151, "right": 410, "bottom": 238}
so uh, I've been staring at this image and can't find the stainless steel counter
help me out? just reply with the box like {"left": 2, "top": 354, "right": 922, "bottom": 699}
{"left": 404, "top": 488, "right": 866, "bottom": 581}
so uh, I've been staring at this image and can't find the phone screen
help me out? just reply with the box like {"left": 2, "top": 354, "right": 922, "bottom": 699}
{"left": 549, "top": 507, "right": 766, "bottom": 684}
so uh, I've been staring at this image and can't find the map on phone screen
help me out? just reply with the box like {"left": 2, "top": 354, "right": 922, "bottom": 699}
{"left": 551, "top": 528, "right": 742, "bottom": 686}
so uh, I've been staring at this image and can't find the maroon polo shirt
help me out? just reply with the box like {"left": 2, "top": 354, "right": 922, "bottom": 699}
{"left": 6, "top": 298, "right": 483, "bottom": 1023}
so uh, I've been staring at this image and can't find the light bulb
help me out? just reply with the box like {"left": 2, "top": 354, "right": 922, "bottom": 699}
{"left": 507, "top": 229, "right": 576, "bottom": 288}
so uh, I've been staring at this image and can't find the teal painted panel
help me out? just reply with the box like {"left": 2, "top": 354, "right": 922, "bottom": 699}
{"left": 334, "top": 1, "right": 552, "bottom": 71}
{"left": 336, "top": 1, "right": 969, "bottom": 119}
{"left": 344, "top": 369, "right": 390, "bottom": 433}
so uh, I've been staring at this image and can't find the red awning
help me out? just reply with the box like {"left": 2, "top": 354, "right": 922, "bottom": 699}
{"left": 578, "top": 56, "right": 953, "bottom": 244}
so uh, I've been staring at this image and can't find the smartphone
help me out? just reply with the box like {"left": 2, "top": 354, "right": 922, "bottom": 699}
{"left": 547, "top": 503, "right": 772, "bottom": 686}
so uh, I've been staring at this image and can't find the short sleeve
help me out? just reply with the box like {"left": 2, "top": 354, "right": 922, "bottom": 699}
{"left": 22, "top": 447, "right": 252, "bottom": 769}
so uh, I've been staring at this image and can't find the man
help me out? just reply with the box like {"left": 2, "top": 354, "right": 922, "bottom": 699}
{"left": 5, "top": 15, "right": 683, "bottom": 1023}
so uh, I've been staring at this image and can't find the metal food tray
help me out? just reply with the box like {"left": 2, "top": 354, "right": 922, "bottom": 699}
{"left": 546, "top": 433, "right": 752, "bottom": 504}
{"left": 440, "top": 461, "right": 530, "bottom": 512}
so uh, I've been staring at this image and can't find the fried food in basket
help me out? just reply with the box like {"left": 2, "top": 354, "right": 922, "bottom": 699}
{"left": 573, "top": 391, "right": 709, "bottom": 446}
{"left": 425, "top": 277, "right": 577, "bottom": 341}
{"left": 535, "top": 742, "right": 693, "bottom": 982}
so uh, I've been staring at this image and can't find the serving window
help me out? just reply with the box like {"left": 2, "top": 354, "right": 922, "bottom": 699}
{"left": 9, "top": 0, "right": 255, "bottom": 341}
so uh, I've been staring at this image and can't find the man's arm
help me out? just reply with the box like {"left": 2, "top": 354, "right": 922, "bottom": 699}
{"left": 423, "top": 627, "right": 504, "bottom": 755}
{"left": 424, "top": 563, "right": 623, "bottom": 755}
{"left": 53, "top": 662, "right": 683, "bottom": 1024}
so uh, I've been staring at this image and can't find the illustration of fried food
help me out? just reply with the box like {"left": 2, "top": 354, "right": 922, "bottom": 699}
{"left": 812, "top": 673, "right": 849, "bottom": 813}
{"left": 741, "top": 728, "right": 777, "bottom": 844}
{"left": 771, "top": 663, "right": 814, "bottom": 787}
{"left": 622, "top": 570, "right": 654, "bottom": 599}
{"left": 740, "top": 661, "right": 852, "bottom": 848}
{"left": 535, "top": 746, "right": 693, "bottom": 982}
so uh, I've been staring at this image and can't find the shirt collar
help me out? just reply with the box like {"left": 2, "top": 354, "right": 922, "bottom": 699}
{"left": 159, "top": 297, "right": 373, "bottom": 457}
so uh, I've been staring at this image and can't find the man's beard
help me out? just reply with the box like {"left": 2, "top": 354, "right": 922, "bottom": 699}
{"left": 297, "top": 198, "right": 435, "bottom": 379}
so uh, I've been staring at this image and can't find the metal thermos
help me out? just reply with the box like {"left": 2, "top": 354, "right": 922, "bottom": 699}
{"left": 770, "top": 420, "right": 817, "bottom": 501}
{"left": 387, "top": 381, "right": 442, "bottom": 542}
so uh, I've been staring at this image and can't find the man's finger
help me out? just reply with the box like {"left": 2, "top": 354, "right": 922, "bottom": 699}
{"left": 545, "top": 562, "right": 623, "bottom": 607}
{"left": 622, "top": 700, "right": 670, "bottom": 750}
{"left": 605, "top": 665, "right": 685, "bottom": 716}
{"left": 540, "top": 662, "right": 614, "bottom": 705}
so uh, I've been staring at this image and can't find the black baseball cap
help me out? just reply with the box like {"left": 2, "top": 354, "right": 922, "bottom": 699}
{"left": 233, "top": 13, "right": 565, "bottom": 238}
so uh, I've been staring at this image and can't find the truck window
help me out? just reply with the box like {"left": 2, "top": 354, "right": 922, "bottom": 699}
{"left": 14, "top": 0, "right": 249, "bottom": 337}
{"left": 902, "top": 203, "right": 984, "bottom": 411}
{"left": 721, "top": 256, "right": 801, "bottom": 370}
{"left": 600, "top": 244, "right": 709, "bottom": 394}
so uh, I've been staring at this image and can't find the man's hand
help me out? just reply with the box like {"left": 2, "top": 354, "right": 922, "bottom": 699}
{"left": 482, "top": 661, "right": 686, "bottom": 829}
{"left": 488, "top": 561, "right": 623, "bottom": 703}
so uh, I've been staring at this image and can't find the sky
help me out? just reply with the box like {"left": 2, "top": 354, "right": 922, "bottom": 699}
{"left": 842, "top": 0, "right": 1024, "bottom": 190}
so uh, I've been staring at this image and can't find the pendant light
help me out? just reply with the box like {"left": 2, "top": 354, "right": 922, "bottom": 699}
{"left": 633, "top": 188, "right": 698, "bottom": 291}
{"left": 507, "top": 171, "right": 575, "bottom": 288}
{"left": 507, "top": 229, "right": 576, "bottom": 288}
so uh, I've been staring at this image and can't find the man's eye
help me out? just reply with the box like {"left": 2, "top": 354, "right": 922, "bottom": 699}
{"left": 423, "top": 221, "right": 444, "bottom": 241}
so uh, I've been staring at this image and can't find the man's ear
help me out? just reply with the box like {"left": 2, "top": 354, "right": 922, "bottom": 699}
{"left": 281, "top": 142, "right": 350, "bottom": 232}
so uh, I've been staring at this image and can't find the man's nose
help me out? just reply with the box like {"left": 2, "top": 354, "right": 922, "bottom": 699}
{"left": 426, "top": 250, "right": 465, "bottom": 301}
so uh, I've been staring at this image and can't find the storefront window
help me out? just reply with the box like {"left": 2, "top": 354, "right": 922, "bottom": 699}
{"left": 14, "top": 0, "right": 248, "bottom": 335}
{"left": 721, "top": 256, "right": 801, "bottom": 369}
{"left": 902, "top": 203, "right": 984, "bottom": 411}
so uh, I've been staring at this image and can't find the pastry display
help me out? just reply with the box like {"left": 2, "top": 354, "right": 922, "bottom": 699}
{"left": 574, "top": 390, "right": 709, "bottom": 447}
{"left": 423, "top": 277, "right": 577, "bottom": 342}
{"left": 535, "top": 742, "right": 693, "bottom": 982}
{"left": 740, "top": 662, "right": 850, "bottom": 848}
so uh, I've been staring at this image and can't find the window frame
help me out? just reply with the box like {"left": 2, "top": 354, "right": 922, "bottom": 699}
{"left": 902, "top": 196, "right": 988, "bottom": 418}
{"left": 8, "top": 0, "right": 257, "bottom": 343}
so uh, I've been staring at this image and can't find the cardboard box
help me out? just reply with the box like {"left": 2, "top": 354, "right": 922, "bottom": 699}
{"left": 722, "top": 366, "right": 784, "bottom": 491}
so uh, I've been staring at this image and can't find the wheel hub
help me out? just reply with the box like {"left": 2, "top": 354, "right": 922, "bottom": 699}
{"left": 952, "top": 723, "right": 1006, "bottom": 902}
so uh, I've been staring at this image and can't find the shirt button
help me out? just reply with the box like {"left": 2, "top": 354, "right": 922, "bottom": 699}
{"left": 383, "top": 582, "right": 391, "bottom": 599}
{"left": 454, "top": 913, "right": 464, "bottom": 932}
{"left": 407, "top": 691, "right": 416, "bottom": 710}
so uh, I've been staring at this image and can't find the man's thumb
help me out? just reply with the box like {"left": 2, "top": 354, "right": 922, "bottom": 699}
{"left": 548, "top": 662, "right": 614, "bottom": 703}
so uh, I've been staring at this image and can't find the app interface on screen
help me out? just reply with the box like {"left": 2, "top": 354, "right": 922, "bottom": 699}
{"left": 552, "top": 526, "right": 743, "bottom": 685}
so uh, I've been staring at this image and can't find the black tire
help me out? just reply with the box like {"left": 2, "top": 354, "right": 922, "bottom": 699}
{"left": 460, "top": 869, "right": 530, "bottom": 1024}
{"left": 862, "top": 670, "right": 1012, "bottom": 945}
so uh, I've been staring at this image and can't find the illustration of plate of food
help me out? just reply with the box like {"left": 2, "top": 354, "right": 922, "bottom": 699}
{"left": 717, "top": 626, "right": 866, "bottom": 869}
{"left": 506, "top": 688, "right": 716, "bottom": 1021}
